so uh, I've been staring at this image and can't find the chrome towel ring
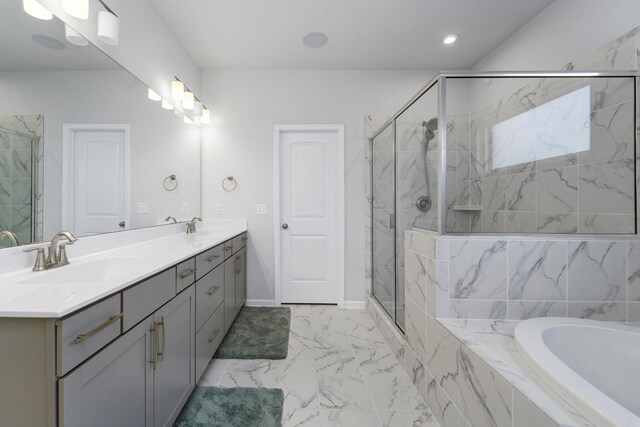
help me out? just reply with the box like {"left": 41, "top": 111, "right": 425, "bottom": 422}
{"left": 222, "top": 175, "right": 237, "bottom": 192}
{"left": 163, "top": 174, "right": 178, "bottom": 191}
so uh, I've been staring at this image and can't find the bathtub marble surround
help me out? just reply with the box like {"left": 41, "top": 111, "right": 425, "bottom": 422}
{"left": 199, "top": 304, "right": 438, "bottom": 427}
{"left": 0, "top": 219, "right": 247, "bottom": 317}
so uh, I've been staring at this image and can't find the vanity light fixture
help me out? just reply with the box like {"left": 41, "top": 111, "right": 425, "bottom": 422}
{"left": 97, "top": 11, "right": 119, "bottom": 46}
{"left": 62, "top": 0, "right": 89, "bottom": 20}
{"left": 183, "top": 91, "right": 195, "bottom": 110}
{"left": 148, "top": 88, "right": 162, "bottom": 101}
{"left": 200, "top": 108, "right": 211, "bottom": 124}
{"left": 171, "top": 80, "right": 185, "bottom": 101}
{"left": 23, "top": 0, "right": 53, "bottom": 20}
{"left": 64, "top": 24, "right": 88, "bottom": 46}
{"left": 194, "top": 101, "right": 203, "bottom": 116}
{"left": 161, "top": 99, "right": 174, "bottom": 110}
{"left": 442, "top": 33, "right": 458, "bottom": 45}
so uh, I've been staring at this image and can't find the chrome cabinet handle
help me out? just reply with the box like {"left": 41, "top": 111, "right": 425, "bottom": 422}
{"left": 206, "top": 254, "right": 219, "bottom": 262}
{"left": 149, "top": 321, "right": 157, "bottom": 369}
{"left": 156, "top": 316, "right": 165, "bottom": 362}
{"left": 241, "top": 236, "right": 248, "bottom": 241}
{"left": 235, "top": 256, "right": 241, "bottom": 274}
{"left": 71, "top": 313, "right": 122, "bottom": 345}
{"left": 206, "top": 285, "right": 221, "bottom": 296}
{"left": 208, "top": 328, "right": 221, "bottom": 344}
{"left": 224, "top": 246, "right": 232, "bottom": 252}
{"left": 178, "top": 268, "right": 196, "bottom": 279}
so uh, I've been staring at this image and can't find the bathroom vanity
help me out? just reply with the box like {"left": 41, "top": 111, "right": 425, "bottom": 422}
{"left": 0, "top": 226, "right": 247, "bottom": 427}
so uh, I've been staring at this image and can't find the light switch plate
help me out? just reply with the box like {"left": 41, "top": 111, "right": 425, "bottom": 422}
{"left": 181, "top": 203, "right": 189, "bottom": 214}
{"left": 256, "top": 204, "right": 268, "bottom": 215}
{"left": 215, "top": 203, "right": 222, "bottom": 214}
{"left": 137, "top": 202, "right": 148, "bottom": 214}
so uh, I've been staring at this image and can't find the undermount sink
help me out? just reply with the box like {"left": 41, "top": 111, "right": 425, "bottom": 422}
{"left": 18, "top": 257, "right": 159, "bottom": 285}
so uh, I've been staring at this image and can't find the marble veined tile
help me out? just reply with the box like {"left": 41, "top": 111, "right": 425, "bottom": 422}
{"left": 314, "top": 348, "right": 360, "bottom": 375}
{"left": 318, "top": 374, "right": 375, "bottom": 410}
{"left": 10, "top": 204, "right": 31, "bottom": 234}
{"left": 10, "top": 177, "right": 31, "bottom": 206}
{"left": 404, "top": 297, "right": 427, "bottom": 364}
{"left": 448, "top": 300, "right": 507, "bottom": 320}
{"left": 568, "top": 241, "right": 626, "bottom": 301}
{"left": 405, "top": 249, "right": 427, "bottom": 310}
{"left": 568, "top": 301, "right": 626, "bottom": 321}
{"left": 427, "top": 372, "right": 459, "bottom": 427}
{"left": 456, "top": 346, "right": 512, "bottom": 427}
{"left": 508, "top": 241, "right": 567, "bottom": 300}
{"left": 482, "top": 175, "right": 505, "bottom": 210}
{"left": 378, "top": 410, "right": 438, "bottom": 427}
{"left": 505, "top": 172, "right": 535, "bottom": 211}
{"left": 579, "top": 158, "right": 635, "bottom": 215}
{"left": 319, "top": 409, "right": 380, "bottom": 427}
{"left": 373, "top": 151, "right": 393, "bottom": 181}
{"left": 427, "top": 315, "right": 460, "bottom": 403}
{"left": 536, "top": 166, "right": 578, "bottom": 213}
{"left": 589, "top": 76, "right": 634, "bottom": 112}
{"left": 581, "top": 100, "right": 635, "bottom": 165}
{"left": 0, "top": 177, "right": 9, "bottom": 205}
{"left": 356, "top": 347, "right": 405, "bottom": 377}
{"left": 449, "top": 240, "right": 507, "bottom": 300}
{"left": 290, "top": 328, "right": 351, "bottom": 351}
{"left": 506, "top": 211, "right": 536, "bottom": 233}
{"left": 365, "top": 373, "right": 427, "bottom": 411}
{"left": 578, "top": 213, "right": 635, "bottom": 234}
{"left": 482, "top": 210, "right": 506, "bottom": 233}
{"left": 10, "top": 149, "right": 31, "bottom": 177}
{"left": 0, "top": 150, "right": 10, "bottom": 177}
{"left": 536, "top": 212, "right": 577, "bottom": 233}
{"left": 627, "top": 242, "right": 640, "bottom": 301}
{"left": 404, "top": 345, "right": 427, "bottom": 402}
{"left": 507, "top": 301, "right": 567, "bottom": 320}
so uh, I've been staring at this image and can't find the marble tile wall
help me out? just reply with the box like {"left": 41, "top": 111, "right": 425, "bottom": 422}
{"left": 0, "top": 115, "right": 43, "bottom": 247}
{"left": 445, "top": 28, "right": 639, "bottom": 234}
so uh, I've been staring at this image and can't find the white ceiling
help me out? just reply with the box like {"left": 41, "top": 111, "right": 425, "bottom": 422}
{"left": 0, "top": 1, "right": 116, "bottom": 71}
{"left": 149, "top": 0, "right": 555, "bottom": 70}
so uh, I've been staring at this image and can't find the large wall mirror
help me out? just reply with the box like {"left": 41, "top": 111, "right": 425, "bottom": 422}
{"left": 0, "top": 1, "right": 201, "bottom": 249}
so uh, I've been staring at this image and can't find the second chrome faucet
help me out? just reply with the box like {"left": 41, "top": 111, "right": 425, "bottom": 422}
{"left": 24, "top": 231, "right": 78, "bottom": 271}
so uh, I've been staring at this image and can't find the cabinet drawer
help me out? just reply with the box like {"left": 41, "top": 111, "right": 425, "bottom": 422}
{"left": 56, "top": 294, "right": 122, "bottom": 377}
{"left": 231, "top": 232, "right": 247, "bottom": 254}
{"left": 123, "top": 268, "right": 176, "bottom": 331}
{"left": 195, "top": 264, "right": 224, "bottom": 331}
{"left": 195, "top": 303, "right": 224, "bottom": 382}
{"left": 195, "top": 244, "right": 223, "bottom": 280}
{"left": 223, "top": 240, "right": 233, "bottom": 260}
{"left": 176, "top": 258, "right": 196, "bottom": 293}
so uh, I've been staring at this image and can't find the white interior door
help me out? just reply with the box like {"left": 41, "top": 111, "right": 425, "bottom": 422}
{"left": 278, "top": 126, "right": 343, "bottom": 304}
{"left": 64, "top": 125, "right": 129, "bottom": 236}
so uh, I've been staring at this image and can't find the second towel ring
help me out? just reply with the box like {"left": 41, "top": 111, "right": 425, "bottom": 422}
{"left": 222, "top": 175, "right": 237, "bottom": 192}
{"left": 163, "top": 174, "right": 178, "bottom": 191}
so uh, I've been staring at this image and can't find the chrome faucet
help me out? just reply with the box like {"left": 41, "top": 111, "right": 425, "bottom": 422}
{"left": 24, "top": 231, "right": 78, "bottom": 271}
{"left": 0, "top": 230, "right": 19, "bottom": 247}
{"left": 186, "top": 217, "right": 202, "bottom": 234}
{"left": 165, "top": 216, "right": 178, "bottom": 224}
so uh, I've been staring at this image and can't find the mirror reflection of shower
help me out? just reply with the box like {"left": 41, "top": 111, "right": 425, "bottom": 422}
{"left": 416, "top": 116, "right": 437, "bottom": 212}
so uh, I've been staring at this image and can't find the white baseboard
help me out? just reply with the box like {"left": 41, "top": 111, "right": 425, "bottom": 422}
{"left": 245, "top": 299, "right": 277, "bottom": 307}
{"left": 343, "top": 300, "right": 366, "bottom": 310}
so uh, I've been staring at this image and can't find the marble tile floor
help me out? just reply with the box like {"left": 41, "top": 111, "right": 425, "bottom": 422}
{"left": 198, "top": 304, "right": 439, "bottom": 427}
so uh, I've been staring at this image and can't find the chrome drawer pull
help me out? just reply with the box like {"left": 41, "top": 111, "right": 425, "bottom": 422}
{"left": 206, "top": 285, "right": 221, "bottom": 296}
{"left": 208, "top": 328, "right": 221, "bottom": 344}
{"left": 235, "top": 256, "right": 241, "bottom": 274}
{"left": 224, "top": 246, "right": 232, "bottom": 252}
{"left": 178, "top": 268, "right": 196, "bottom": 279}
{"left": 156, "top": 316, "right": 166, "bottom": 362}
{"left": 149, "top": 322, "right": 157, "bottom": 369}
{"left": 71, "top": 313, "right": 123, "bottom": 345}
{"left": 206, "top": 255, "right": 219, "bottom": 262}
{"left": 241, "top": 237, "right": 248, "bottom": 241}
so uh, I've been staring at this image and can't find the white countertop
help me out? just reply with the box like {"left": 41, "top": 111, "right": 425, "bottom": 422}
{"left": 0, "top": 221, "right": 247, "bottom": 318}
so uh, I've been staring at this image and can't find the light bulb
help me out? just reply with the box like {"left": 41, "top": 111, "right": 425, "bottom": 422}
{"left": 442, "top": 34, "right": 458, "bottom": 45}
{"left": 201, "top": 108, "right": 211, "bottom": 124}
{"left": 23, "top": 0, "right": 52, "bottom": 20}
{"left": 62, "top": 0, "right": 89, "bottom": 20}
{"left": 161, "top": 99, "right": 174, "bottom": 110}
{"left": 148, "top": 88, "right": 161, "bottom": 101}
{"left": 194, "top": 101, "right": 203, "bottom": 116}
{"left": 183, "top": 91, "right": 194, "bottom": 110}
{"left": 171, "top": 81, "right": 184, "bottom": 101}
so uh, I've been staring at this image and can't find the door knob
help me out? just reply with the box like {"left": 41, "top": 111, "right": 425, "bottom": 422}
{"left": 119, "top": 221, "right": 125, "bottom": 228}
{"left": 282, "top": 223, "right": 289, "bottom": 230}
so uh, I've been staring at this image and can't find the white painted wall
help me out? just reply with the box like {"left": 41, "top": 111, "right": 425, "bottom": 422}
{"left": 38, "top": 0, "right": 201, "bottom": 106}
{"left": 475, "top": 0, "right": 640, "bottom": 70}
{"left": 0, "top": 69, "right": 201, "bottom": 240}
{"left": 200, "top": 69, "right": 435, "bottom": 303}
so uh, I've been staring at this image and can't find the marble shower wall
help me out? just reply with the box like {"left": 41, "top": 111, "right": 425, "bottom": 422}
{"left": 0, "top": 115, "right": 43, "bottom": 247}
{"left": 446, "top": 26, "right": 640, "bottom": 234}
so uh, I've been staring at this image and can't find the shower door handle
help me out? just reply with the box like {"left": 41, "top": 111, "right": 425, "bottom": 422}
{"left": 389, "top": 214, "right": 395, "bottom": 229}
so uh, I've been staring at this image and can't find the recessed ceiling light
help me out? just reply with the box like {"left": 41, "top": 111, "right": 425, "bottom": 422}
{"left": 303, "top": 32, "right": 328, "bottom": 49}
{"left": 32, "top": 34, "right": 66, "bottom": 50}
{"left": 442, "top": 34, "right": 458, "bottom": 45}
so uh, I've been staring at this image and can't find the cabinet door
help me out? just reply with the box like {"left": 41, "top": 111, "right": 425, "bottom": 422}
{"left": 58, "top": 318, "right": 154, "bottom": 427}
{"left": 153, "top": 286, "right": 195, "bottom": 427}
{"left": 235, "top": 248, "right": 247, "bottom": 313}
{"left": 224, "top": 257, "right": 236, "bottom": 331}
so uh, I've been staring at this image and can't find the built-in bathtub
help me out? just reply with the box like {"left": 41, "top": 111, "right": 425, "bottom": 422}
{"left": 515, "top": 318, "right": 640, "bottom": 427}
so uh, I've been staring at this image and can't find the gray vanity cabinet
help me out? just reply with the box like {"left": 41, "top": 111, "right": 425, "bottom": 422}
{"left": 224, "top": 256, "right": 236, "bottom": 331}
{"left": 58, "top": 318, "right": 154, "bottom": 427}
{"left": 152, "top": 287, "right": 195, "bottom": 427}
{"left": 235, "top": 247, "right": 247, "bottom": 313}
{"left": 58, "top": 287, "right": 194, "bottom": 427}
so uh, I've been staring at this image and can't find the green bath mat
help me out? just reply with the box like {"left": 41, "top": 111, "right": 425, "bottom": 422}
{"left": 215, "top": 307, "right": 291, "bottom": 359}
{"left": 174, "top": 386, "right": 284, "bottom": 427}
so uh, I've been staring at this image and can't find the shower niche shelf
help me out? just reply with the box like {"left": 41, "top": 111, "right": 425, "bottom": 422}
{"left": 451, "top": 205, "right": 482, "bottom": 211}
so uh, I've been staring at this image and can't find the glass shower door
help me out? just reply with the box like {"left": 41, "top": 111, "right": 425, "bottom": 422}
{"left": 371, "top": 123, "right": 396, "bottom": 319}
